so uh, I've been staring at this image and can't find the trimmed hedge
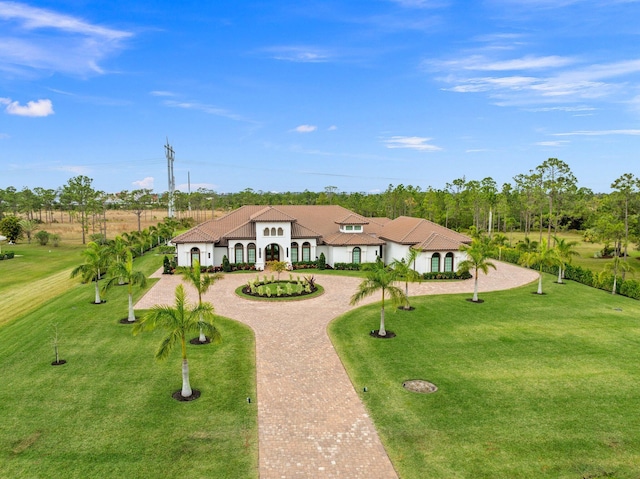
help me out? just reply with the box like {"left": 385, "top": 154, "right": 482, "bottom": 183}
{"left": 494, "top": 247, "right": 639, "bottom": 300}
{"left": 333, "top": 262, "right": 361, "bottom": 271}
{"left": 423, "top": 270, "right": 472, "bottom": 280}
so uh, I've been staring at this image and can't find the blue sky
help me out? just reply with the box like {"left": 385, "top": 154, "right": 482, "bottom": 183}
{"left": 1, "top": 0, "right": 640, "bottom": 195}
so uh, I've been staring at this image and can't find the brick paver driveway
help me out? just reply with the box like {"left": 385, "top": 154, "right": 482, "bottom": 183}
{"left": 136, "top": 261, "right": 538, "bottom": 478}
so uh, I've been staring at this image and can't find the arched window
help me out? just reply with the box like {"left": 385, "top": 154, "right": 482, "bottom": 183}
{"left": 352, "top": 247, "right": 361, "bottom": 264}
{"left": 271, "top": 227, "right": 276, "bottom": 236}
{"left": 302, "top": 242, "right": 311, "bottom": 262}
{"left": 431, "top": 253, "right": 440, "bottom": 273}
{"left": 291, "top": 242, "right": 299, "bottom": 263}
{"left": 190, "top": 247, "right": 200, "bottom": 266}
{"left": 234, "top": 243, "right": 244, "bottom": 263}
{"left": 277, "top": 227, "right": 284, "bottom": 236}
{"left": 444, "top": 252, "right": 454, "bottom": 272}
{"left": 247, "top": 243, "right": 256, "bottom": 264}
{"left": 263, "top": 228, "right": 270, "bottom": 236}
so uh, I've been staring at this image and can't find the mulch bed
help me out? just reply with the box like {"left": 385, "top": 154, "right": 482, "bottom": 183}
{"left": 189, "top": 337, "right": 211, "bottom": 345}
{"left": 465, "top": 298, "right": 484, "bottom": 303}
{"left": 51, "top": 360, "right": 67, "bottom": 366}
{"left": 370, "top": 330, "right": 396, "bottom": 338}
{"left": 119, "top": 318, "right": 139, "bottom": 324}
{"left": 172, "top": 389, "right": 201, "bottom": 402}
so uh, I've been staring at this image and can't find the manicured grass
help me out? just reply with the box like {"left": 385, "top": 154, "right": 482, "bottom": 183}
{"left": 329, "top": 274, "right": 640, "bottom": 478}
{"left": 0, "top": 253, "right": 258, "bottom": 479}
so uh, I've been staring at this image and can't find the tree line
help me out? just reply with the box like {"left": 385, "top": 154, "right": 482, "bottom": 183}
{"left": 1, "top": 159, "right": 639, "bottom": 250}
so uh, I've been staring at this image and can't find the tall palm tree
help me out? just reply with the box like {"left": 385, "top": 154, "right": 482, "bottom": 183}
{"left": 70, "top": 241, "right": 109, "bottom": 304}
{"left": 553, "top": 235, "right": 579, "bottom": 284}
{"left": 133, "top": 284, "right": 220, "bottom": 398}
{"left": 457, "top": 238, "right": 496, "bottom": 302}
{"left": 107, "top": 235, "right": 131, "bottom": 285}
{"left": 180, "top": 259, "right": 223, "bottom": 343}
{"left": 390, "top": 247, "right": 422, "bottom": 310}
{"left": 350, "top": 258, "right": 406, "bottom": 336}
{"left": 103, "top": 250, "right": 147, "bottom": 322}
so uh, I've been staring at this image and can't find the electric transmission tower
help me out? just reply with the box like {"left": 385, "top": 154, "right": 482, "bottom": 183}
{"left": 165, "top": 139, "right": 175, "bottom": 218}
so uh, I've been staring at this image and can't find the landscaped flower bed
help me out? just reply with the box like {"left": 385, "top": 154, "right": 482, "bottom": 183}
{"left": 239, "top": 274, "right": 320, "bottom": 299}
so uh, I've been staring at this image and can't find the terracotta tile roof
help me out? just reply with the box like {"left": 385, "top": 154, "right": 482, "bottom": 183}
{"left": 379, "top": 216, "right": 471, "bottom": 249}
{"left": 323, "top": 232, "right": 385, "bottom": 246}
{"left": 335, "top": 213, "right": 370, "bottom": 225}
{"left": 250, "top": 206, "right": 298, "bottom": 223}
{"left": 414, "top": 232, "right": 466, "bottom": 251}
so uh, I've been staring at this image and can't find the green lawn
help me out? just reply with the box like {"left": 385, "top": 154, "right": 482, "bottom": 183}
{"left": 330, "top": 274, "right": 640, "bottom": 478}
{"left": 0, "top": 252, "right": 258, "bottom": 479}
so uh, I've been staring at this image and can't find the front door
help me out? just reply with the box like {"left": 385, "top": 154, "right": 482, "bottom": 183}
{"left": 265, "top": 244, "right": 280, "bottom": 262}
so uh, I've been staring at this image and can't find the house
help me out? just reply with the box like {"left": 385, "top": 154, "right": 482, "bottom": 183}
{"left": 171, "top": 205, "right": 471, "bottom": 274}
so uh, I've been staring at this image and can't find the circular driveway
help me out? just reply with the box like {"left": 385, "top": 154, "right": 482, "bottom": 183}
{"left": 136, "top": 261, "right": 538, "bottom": 478}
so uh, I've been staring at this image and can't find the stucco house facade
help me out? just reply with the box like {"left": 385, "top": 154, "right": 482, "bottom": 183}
{"left": 171, "top": 205, "right": 471, "bottom": 274}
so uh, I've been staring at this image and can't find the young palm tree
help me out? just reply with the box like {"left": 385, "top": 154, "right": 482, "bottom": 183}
{"left": 103, "top": 250, "right": 147, "bottom": 322}
{"left": 519, "top": 238, "right": 558, "bottom": 295}
{"left": 133, "top": 284, "right": 220, "bottom": 398}
{"left": 180, "top": 259, "right": 223, "bottom": 343}
{"left": 390, "top": 247, "right": 422, "bottom": 310}
{"left": 604, "top": 255, "right": 634, "bottom": 295}
{"left": 70, "top": 241, "right": 109, "bottom": 304}
{"left": 553, "top": 235, "right": 579, "bottom": 284}
{"left": 107, "top": 235, "right": 131, "bottom": 285}
{"left": 350, "top": 258, "right": 406, "bottom": 336}
{"left": 457, "top": 238, "right": 496, "bottom": 302}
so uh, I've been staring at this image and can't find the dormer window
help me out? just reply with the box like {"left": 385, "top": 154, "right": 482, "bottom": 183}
{"left": 341, "top": 224, "right": 362, "bottom": 233}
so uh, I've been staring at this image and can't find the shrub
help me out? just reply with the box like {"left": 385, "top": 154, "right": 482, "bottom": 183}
{"left": 51, "top": 234, "right": 61, "bottom": 247}
{"left": 334, "top": 262, "right": 361, "bottom": 271}
{"left": 222, "top": 255, "right": 231, "bottom": 272}
{"left": 35, "top": 230, "right": 50, "bottom": 246}
{"left": 423, "top": 271, "right": 471, "bottom": 280}
{"left": 317, "top": 253, "right": 326, "bottom": 270}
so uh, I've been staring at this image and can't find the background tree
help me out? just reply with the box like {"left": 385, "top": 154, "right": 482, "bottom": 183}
{"left": 0, "top": 215, "right": 23, "bottom": 243}
{"left": 350, "top": 258, "right": 406, "bottom": 337}
{"left": 536, "top": 158, "right": 577, "bottom": 244}
{"left": 457, "top": 237, "right": 496, "bottom": 302}
{"left": 61, "top": 176, "right": 98, "bottom": 244}
{"left": 133, "top": 284, "right": 220, "bottom": 398}
{"left": 610, "top": 173, "right": 637, "bottom": 266}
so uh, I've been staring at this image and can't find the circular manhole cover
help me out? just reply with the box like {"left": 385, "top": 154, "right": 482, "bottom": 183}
{"left": 403, "top": 379, "right": 438, "bottom": 394}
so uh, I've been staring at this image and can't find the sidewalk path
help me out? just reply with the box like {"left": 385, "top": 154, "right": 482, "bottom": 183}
{"left": 136, "top": 261, "right": 538, "bottom": 478}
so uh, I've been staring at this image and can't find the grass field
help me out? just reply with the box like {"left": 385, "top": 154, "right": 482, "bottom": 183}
{"left": 0, "top": 251, "right": 258, "bottom": 479}
{"left": 329, "top": 273, "right": 640, "bottom": 478}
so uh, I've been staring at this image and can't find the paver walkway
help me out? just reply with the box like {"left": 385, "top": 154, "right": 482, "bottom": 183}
{"left": 136, "top": 261, "right": 538, "bottom": 478}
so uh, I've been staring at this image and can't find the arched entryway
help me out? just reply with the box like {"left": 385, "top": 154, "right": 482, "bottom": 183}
{"left": 190, "top": 247, "right": 201, "bottom": 266}
{"left": 265, "top": 243, "right": 280, "bottom": 262}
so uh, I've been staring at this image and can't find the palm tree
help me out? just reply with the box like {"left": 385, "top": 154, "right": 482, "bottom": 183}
{"left": 107, "top": 235, "right": 131, "bottom": 285}
{"left": 553, "top": 235, "right": 579, "bottom": 284}
{"left": 103, "top": 250, "right": 147, "bottom": 322}
{"left": 457, "top": 238, "right": 496, "bottom": 302}
{"left": 491, "top": 233, "right": 508, "bottom": 260}
{"left": 519, "top": 238, "right": 558, "bottom": 295}
{"left": 390, "top": 247, "right": 422, "bottom": 310}
{"left": 179, "top": 259, "right": 223, "bottom": 343}
{"left": 516, "top": 236, "right": 539, "bottom": 253}
{"left": 70, "top": 241, "right": 109, "bottom": 304}
{"left": 604, "top": 255, "right": 634, "bottom": 295}
{"left": 350, "top": 258, "right": 406, "bottom": 336}
{"left": 133, "top": 284, "right": 220, "bottom": 398}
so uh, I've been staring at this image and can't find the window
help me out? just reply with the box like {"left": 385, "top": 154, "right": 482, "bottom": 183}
{"left": 234, "top": 243, "right": 243, "bottom": 263}
{"left": 302, "top": 242, "right": 311, "bottom": 262}
{"left": 277, "top": 227, "right": 284, "bottom": 236}
{"left": 264, "top": 228, "right": 270, "bottom": 236}
{"left": 291, "top": 242, "right": 299, "bottom": 263}
{"left": 354, "top": 225, "right": 362, "bottom": 231}
{"left": 431, "top": 253, "right": 440, "bottom": 273}
{"left": 247, "top": 243, "right": 256, "bottom": 263}
{"left": 345, "top": 225, "right": 353, "bottom": 231}
{"left": 444, "top": 252, "right": 454, "bottom": 272}
{"left": 190, "top": 247, "right": 200, "bottom": 266}
{"left": 352, "top": 247, "right": 361, "bottom": 264}
{"left": 271, "top": 227, "right": 276, "bottom": 236}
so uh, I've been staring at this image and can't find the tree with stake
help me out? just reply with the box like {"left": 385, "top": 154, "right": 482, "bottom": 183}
{"left": 350, "top": 258, "right": 406, "bottom": 337}
{"left": 133, "top": 284, "right": 220, "bottom": 399}
{"left": 457, "top": 237, "right": 496, "bottom": 302}
{"left": 103, "top": 250, "right": 147, "bottom": 322}
{"left": 71, "top": 241, "right": 109, "bottom": 304}
{"left": 179, "top": 259, "right": 223, "bottom": 343}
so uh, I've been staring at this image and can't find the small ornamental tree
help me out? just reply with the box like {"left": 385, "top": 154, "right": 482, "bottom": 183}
{"left": 318, "top": 252, "right": 326, "bottom": 270}
{"left": 267, "top": 260, "right": 288, "bottom": 281}
{"left": 222, "top": 255, "right": 231, "bottom": 272}
{"left": 0, "top": 215, "right": 22, "bottom": 243}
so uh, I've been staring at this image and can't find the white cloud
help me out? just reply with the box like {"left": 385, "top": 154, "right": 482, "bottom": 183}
{"left": 263, "top": 46, "right": 331, "bottom": 63}
{"left": 132, "top": 177, "right": 154, "bottom": 189}
{"left": 293, "top": 124, "right": 317, "bottom": 133}
{"left": 328, "top": 125, "right": 338, "bottom": 131}
{"left": 383, "top": 136, "right": 442, "bottom": 151}
{"left": 163, "top": 99, "right": 253, "bottom": 123}
{"left": 150, "top": 91, "right": 176, "bottom": 97}
{"left": 1, "top": 97, "right": 53, "bottom": 116}
{"left": 535, "top": 140, "right": 569, "bottom": 146}
{"left": 553, "top": 129, "right": 640, "bottom": 136}
{"left": 0, "top": 1, "right": 132, "bottom": 76}
{"left": 0, "top": 132, "right": 9, "bottom": 139}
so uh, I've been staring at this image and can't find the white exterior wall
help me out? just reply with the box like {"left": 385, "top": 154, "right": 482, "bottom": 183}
{"left": 175, "top": 242, "right": 216, "bottom": 267}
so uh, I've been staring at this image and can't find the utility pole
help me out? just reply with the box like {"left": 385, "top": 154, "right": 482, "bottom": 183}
{"left": 165, "top": 139, "right": 175, "bottom": 218}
